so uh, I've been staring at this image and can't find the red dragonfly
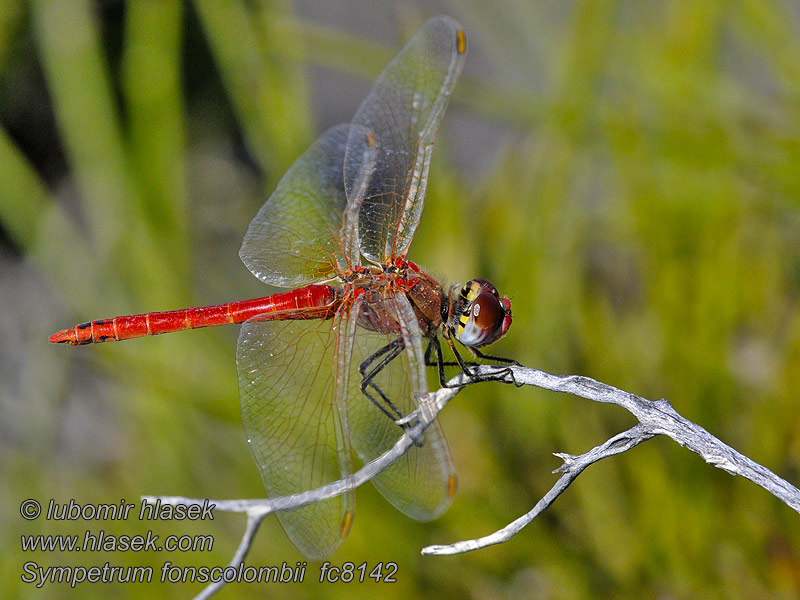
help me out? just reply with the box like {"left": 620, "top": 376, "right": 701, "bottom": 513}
{"left": 50, "top": 16, "right": 513, "bottom": 558}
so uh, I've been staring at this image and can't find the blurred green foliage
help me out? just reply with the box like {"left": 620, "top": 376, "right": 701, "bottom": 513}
{"left": 1, "top": 0, "right": 799, "bottom": 599}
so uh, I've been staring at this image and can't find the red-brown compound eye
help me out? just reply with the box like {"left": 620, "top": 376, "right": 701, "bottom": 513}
{"left": 455, "top": 282, "right": 512, "bottom": 347}
{"left": 471, "top": 291, "right": 502, "bottom": 331}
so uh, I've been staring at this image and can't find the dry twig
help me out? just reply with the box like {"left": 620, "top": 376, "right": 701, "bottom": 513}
{"left": 146, "top": 365, "right": 800, "bottom": 597}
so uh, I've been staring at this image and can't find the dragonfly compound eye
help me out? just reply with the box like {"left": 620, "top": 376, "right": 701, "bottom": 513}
{"left": 455, "top": 280, "right": 512, "bottom": 347}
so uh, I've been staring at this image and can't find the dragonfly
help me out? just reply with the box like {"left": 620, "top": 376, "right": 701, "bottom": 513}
{"left": 50, "top": 16, "right": 514, "bottom": 559}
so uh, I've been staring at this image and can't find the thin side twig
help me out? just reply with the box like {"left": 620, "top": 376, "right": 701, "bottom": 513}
{"left": 421, "top": 365, "right": 800, "bottom": 554}
{"left": 424, "top": 423, "right": 655, "bottom": 555}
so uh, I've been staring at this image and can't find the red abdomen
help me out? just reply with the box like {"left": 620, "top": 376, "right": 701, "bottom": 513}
{"left": 49, "top": 285, "right": 339, "bottom": 345}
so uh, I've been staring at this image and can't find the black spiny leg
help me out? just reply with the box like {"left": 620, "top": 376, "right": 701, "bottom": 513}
{"left": 425, "top": 336, "right": 467, "bottom": 388}
{"left": 468, "top": 346, "right": 521, "bottom": 367}
{"left": 424, "top": 336, "right": 477, "bottom": 370}
{"left": 360, "top": 337, "right": 428, "bottom": 446}
{"left": 426, "top": 335, "right": 521, "bottom": 388}
{"left": 359, "top": 338, "right": 406, "bottom": 422}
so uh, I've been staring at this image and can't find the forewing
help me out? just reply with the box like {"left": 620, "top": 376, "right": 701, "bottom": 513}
{"left": 240, "top": 124, "right": 353, "bottom": 287}
{"left": 344, "top": 16, "right": 466, "bottom": 262}
{"left": 340, "top": 125, "right": 377, "bottom": 267}
{"left": 237, "top": 314, "right": 354, "bottom": 559}
{"left": 347, "top": 293, "right": 457, "bottom": 521}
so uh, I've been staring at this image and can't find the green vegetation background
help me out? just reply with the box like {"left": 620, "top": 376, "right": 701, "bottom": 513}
{"left": 2, "top": 1, "right": 799, "bottom": 598}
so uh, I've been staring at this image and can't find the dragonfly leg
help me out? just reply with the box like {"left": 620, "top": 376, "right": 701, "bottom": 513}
{"left": 359, "top": 338, "right": 406, "bottom": 422}
{"left": 468, "top": 346, "right": 521, "bottom": 367}
{"left": 424, "top": 337, "right": 477, "bottom": 371}
{"left": 359, "top": 337, "right": 427, "bottom": 446}
{"left": 425, "top": 337, "right": 468, "bottom": 388}
{"left": 426, "top": 336, "right": 499, "bottom": 388}
{"left": 430, "top": 335, "right": 521, "bottom": 388}
{"left": 466, "top": 347, "right": 523, "bottom": 387}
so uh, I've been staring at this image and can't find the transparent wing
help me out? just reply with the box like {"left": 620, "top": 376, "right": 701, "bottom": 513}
{"left": 347, "top": 292, "right": 457, "bottom": 520}
{"left": 236, "top": 311, "right": 355, "bottom": 559}
{"left": 239, "top": 124, "right": 360, "bottom": 287}
{"left": 344, "top": 15, "right": 466, "bottom": 263}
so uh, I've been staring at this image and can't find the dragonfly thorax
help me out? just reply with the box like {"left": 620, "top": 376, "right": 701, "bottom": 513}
{"left": 352, "top": 263, "right": 448, "bottom": 339}
{"left": 448, "top": 279, "right": 512, "bottom": 348}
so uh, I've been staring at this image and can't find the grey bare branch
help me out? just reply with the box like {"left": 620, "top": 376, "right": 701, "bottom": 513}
{"left": 145, "top": 364, "right": 799, "bottom": 596}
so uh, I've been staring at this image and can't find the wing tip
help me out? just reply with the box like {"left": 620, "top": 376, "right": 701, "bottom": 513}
{"left": 456, "top": 28, "right": 466, "bottom": 55}
{"left": 340, "top": 510, "right": 354, "bottom": 539}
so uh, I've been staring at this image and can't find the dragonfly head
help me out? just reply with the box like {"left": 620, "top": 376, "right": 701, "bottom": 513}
{"left": 449, "top": 279, "right": 512, "bottom": 347}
